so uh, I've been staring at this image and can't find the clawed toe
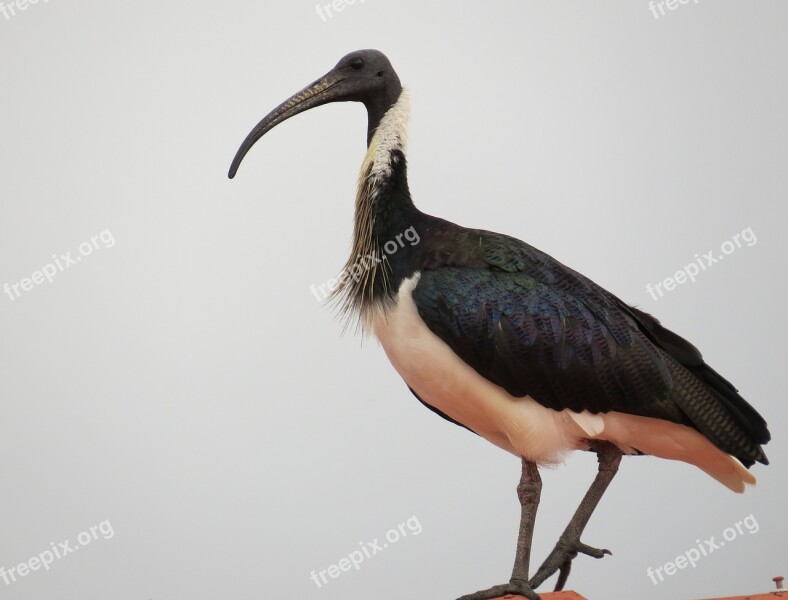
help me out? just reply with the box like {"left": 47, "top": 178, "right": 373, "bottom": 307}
{"left": 457, "top": 578, "right": 540, "bottom": 600}
{"left": 574, "top": 540, "right": 611, "bottom": 559}
{"left": 529, "top": 536, "right": 612, "bottom": 591}
{"left": 557, "top": 538, "right": 611, "bottom": 560}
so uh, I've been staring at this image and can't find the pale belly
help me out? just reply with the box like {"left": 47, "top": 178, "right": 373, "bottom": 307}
{"left": 370, "top": 274, "right": 594, "bottom": 464}
{"left": 368, "top": 273, "right": 756, "bottom": 492}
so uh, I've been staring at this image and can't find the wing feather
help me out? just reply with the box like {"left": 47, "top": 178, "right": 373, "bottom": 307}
{"left": 410, "top": 229, "right": 769, "bottom": 466}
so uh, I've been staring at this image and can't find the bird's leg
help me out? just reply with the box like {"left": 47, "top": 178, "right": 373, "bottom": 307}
{"left": 457, "top": 458, "right": 542, "bottom": 600}
{"left": 511, "top": 459, "right": 542, "bottom": 584}
{"left": 528, "top": 441, "right": 623, "bottom": 592}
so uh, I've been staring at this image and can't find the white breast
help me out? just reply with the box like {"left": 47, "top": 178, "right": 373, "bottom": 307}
{"left": 369, "top": 273, "right": 757, "bottom": 492}
{"left": 370, "top": 273, "right": 592, "bottom": 465}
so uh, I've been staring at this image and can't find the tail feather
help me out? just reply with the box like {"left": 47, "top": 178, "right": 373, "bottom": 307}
{"left": 599, "top": 412, "right": 757, "bottom": 493}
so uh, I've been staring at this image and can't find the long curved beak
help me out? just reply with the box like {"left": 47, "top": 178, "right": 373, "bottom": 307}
{"left": 228, "top": 71, "right": 347, "bottom": 179}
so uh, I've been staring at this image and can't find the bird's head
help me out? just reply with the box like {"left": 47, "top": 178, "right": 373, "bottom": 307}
{"left": 228, "top": 49, "right": 402, "bottom": 179}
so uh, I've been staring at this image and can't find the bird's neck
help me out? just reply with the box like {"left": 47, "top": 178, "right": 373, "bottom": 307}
{"left": 332, "top": 88, "right": 422, "bottom": 329}
{"left": 361, "top": 87, "right": 411, "bottom": 180}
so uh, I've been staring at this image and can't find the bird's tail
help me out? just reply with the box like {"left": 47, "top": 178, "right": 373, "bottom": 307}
{"left": 599, "top": 412, "right": 756, "bottom": 493}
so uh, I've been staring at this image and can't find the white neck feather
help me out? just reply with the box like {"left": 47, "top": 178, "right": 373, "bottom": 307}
{"left": 362, "top": 88, "right": 411, "bottom": 180}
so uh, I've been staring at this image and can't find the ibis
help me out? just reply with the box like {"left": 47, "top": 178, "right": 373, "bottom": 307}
{"left": 228, "top": 49, "right": 770, "bottom": 599}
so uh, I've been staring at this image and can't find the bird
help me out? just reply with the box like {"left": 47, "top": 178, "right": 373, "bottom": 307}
{"left": 228, "top": 49, "right": 770, "bottom": 599}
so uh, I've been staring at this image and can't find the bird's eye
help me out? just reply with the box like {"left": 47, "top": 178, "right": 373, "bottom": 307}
{"left": 350, "top": 58, "right": 364, "bottom": 70}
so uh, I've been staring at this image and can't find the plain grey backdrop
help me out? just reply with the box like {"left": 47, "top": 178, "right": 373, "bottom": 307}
{"left": 1, "top": 1, "right": 786, "bottom": 599}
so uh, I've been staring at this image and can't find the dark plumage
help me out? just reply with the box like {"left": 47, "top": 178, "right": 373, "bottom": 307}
{"left": 410, "top": 228, "right": 769, "bottom": 467}
{"left": 229, "top": 49, "right": 770, "bottom": 600}
{"left": 346, "top": 148, "right": 769, "bottom": 468}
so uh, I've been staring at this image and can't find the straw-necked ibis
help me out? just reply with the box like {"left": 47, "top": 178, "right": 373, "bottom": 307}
{"left": 228, "top": 49, "right": 770, "bottom": 600}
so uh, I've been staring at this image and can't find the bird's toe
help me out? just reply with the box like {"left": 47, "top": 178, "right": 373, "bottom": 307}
{"left": 456, "top": 579, "right": 540, "bottom": 600}
{"left": 529, "top": 536, "right": 612, "bottom": 590}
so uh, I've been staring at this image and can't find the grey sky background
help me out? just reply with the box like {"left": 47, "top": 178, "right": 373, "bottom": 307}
{"left": 1, "top": 1, "right": 786, "bottom": 599}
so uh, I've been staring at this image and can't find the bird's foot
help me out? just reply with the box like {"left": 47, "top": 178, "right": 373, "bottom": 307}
{"left": 529, "top": 536, "right": 611, "bottom": 590}
{"left": 456, "top": 578, "right": 540, "bottom": 600}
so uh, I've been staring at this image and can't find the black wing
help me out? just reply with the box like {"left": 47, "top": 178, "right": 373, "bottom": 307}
{"left": 411, "top": 229, "right": 769, "bottom": 466}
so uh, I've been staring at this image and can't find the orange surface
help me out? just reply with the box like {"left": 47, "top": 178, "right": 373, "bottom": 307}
{"left": 487, "top": 590, "right": 787, "bottom": 599}
{"left": 700, "top": 593, "right": 787, "bottom": 600}
{"left": 489, "top": 593, "right": 587, "bottom": 600}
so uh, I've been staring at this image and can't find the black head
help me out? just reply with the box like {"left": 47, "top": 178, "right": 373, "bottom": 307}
{"left": 229, "top": 49, "right": 402, "bottom": 178}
